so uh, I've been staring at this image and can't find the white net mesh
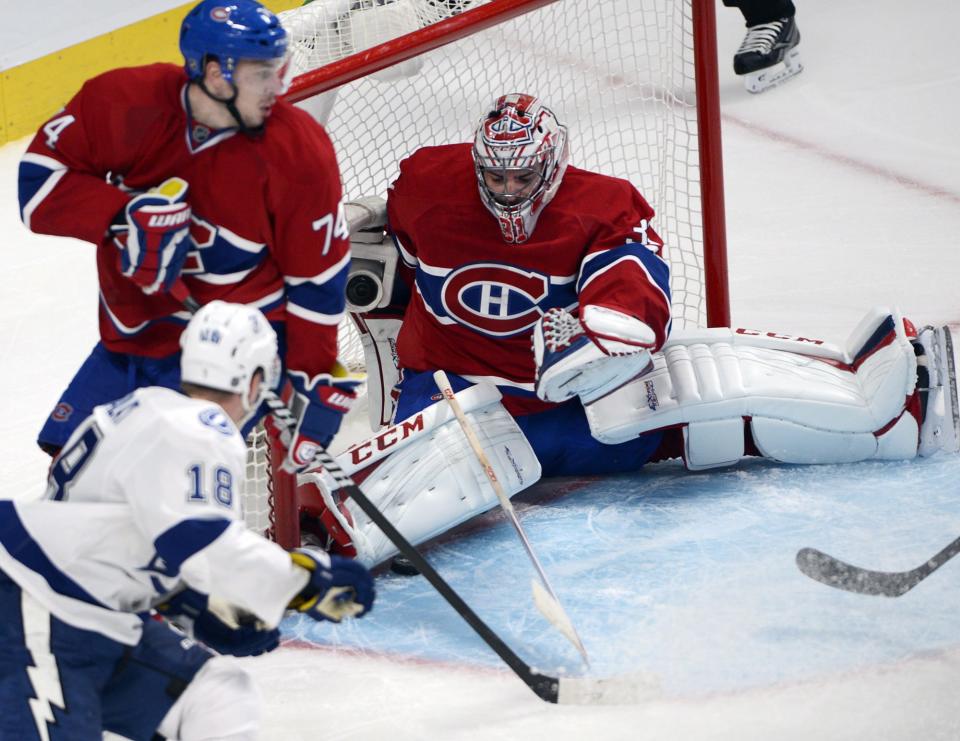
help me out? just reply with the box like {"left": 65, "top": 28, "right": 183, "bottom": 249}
{"left": 284, "top": 0, "right": 708, "bottom": 329}
{"left": 242, "top": 0, "right": 715, "bottom": 540}
{"left": 243, "top": 423, "right": 276, "bottom": 539}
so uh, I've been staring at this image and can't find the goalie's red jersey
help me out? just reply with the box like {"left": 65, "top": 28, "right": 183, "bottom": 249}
{"left": 387, "top": 143, "right": 672, "bottom": 415}
{"left": 18, "top": 63, "right": 349, "bottom": 379}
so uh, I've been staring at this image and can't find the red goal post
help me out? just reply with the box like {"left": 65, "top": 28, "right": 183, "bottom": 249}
{"left": 243, "top": 0, "right": 730, "bottom": 547}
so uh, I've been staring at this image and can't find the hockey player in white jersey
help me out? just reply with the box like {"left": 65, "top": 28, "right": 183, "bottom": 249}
{"left": 0, "top": 301, "right": 374, "bottom": 740}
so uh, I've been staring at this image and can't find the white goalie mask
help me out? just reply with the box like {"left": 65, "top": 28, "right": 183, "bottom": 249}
{"left": 180, "top": 301, "right": 281, "bottom": 422}
{"left": 471, "top": 93, "right": 569, "bottom": 244}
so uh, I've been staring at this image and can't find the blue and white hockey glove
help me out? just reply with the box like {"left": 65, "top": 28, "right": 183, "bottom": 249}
{"left": 156, "top": 588, "right": 280, "bottom": 657}
{"left": 288, "top": 547, "right": 374, "bottom": 622}
{"left": 533, "top": 305, "right": 655, "bottom": 404}
{"left": 110, "top": 177, "right": 192, "bottom": 295}
{"left": 273, "top": 367, "right": 361, "bottom": 473}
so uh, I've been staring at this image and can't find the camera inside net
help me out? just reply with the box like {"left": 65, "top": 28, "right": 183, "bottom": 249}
{"left": 345, "top": 233, "right": 398, "bottom": 313}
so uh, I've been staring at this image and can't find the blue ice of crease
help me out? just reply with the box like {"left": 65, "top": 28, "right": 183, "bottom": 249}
{"left": 282, "top": 453, "right": 960, "bottom": 697}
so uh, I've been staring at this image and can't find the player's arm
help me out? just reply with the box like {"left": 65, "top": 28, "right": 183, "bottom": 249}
{"left": 19, "top": 75, "right": 132, "bottom": 244}
{"left": 534, "top": 184, "right": 672, "bottom": 404}
{"left": 265, "top": 119, "right": 359, "bottom": 469}
{"left": 386, "top": 167, "right": 420, "bottom": 292}
{"left": 19, "top": 73, "right": 192, "bottom": 296}
{"left": 575, "top": 184, "right": 672, "bottom": 350}
{"left": 122, "top": 423, "right": 372, "bottom": 628}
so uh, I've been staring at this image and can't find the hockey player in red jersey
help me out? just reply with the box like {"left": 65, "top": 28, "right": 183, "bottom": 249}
{"left": 17, "top": 0, "right": 355, "bottom": 471}
{"left": 385, "top": 92, "right": 672, "bottom": 475}
{"left": 302, "top": 92, "right": 957, "bottom": 569}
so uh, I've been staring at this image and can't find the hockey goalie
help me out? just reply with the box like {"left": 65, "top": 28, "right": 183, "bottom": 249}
{"left": 297, "top": 92, "right": 959, "bottom": 569}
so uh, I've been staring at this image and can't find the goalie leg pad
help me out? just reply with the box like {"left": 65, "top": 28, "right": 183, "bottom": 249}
{"left": 683, "top": 419, "right": 744, "bottom": 470}
{"left": 588, "top": 308, "right": 923, "bottom": 467}
{"left": 352, "top": 314, "right": 403, "bottom": 430}
{"left": 304, "top": 385, "right": 542, "bottom": 567}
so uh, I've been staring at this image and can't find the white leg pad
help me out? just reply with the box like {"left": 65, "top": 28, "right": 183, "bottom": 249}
{"left": 354, "top": 314, "right": 403, "bottom": 430}
{"left": 683, "top": 419, "right": 744, "bottom": 470}
{"left": 310, "top": 384, "right": 541, "bottom": 567}
{"left": 587, "top": 307, "right": 920, "bottom": 466}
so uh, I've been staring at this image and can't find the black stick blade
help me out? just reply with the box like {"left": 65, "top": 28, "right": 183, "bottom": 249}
{"left": 795, "top": 547, "right": 920, "bottom": 597}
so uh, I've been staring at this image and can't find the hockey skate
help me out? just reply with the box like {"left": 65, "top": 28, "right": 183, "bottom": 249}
{"left": 915, "top": 325, "right": 960, "bottom": 457}
{"left": 734, "top": 16, "right": 803, "bottom": 94}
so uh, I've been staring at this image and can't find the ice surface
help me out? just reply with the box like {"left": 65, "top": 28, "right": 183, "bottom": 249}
{"left": 4, "top": 1, "right": 960, "bottom": 738}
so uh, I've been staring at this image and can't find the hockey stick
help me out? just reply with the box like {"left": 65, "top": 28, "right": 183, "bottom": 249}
{"left": 795, "top": 536, "right": 960, "bottom": 597}
{"left": 433, "top": 370, "right": 590, "bottom": 665}
{"left": 299, "top": 440, "right": 655, "bottom": 704}
{"left": 256, "top": 388, "right": 653, "bottom": 704}
{"left": 173, "top": 288, "right": 653, "bottom": 699}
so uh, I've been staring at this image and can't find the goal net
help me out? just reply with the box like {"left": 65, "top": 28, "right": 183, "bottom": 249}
{"left": 241, "top": 0, "right": 728, "bottom": 546}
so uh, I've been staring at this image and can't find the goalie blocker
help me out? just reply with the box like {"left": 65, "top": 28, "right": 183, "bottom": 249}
{"left": 586, "top": 308, "right": 959, "bottom": 469}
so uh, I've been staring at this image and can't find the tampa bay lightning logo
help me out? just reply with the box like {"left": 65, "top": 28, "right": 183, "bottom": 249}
{"left": 440, "top": 263, "right": 550, "bottom": 337}
{"left": 199, "top": 408, "right": 234, "bottom": 436}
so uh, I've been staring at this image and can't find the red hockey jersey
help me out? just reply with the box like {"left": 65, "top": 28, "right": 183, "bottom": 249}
{"left": 387, "top": 143, "right": 672, "bottom": 415}
{"left": 18, "top": 63, "right": 349, "bottom": 379}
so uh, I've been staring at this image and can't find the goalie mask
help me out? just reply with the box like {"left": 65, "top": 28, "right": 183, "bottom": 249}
{"left": 180, "top": 301, "right": 281, "bottom": 423}
{"left": 472, "top": 93, "right": 569, "bottom": 244}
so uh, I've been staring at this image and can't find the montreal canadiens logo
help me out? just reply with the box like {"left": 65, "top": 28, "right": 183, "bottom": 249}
{"left": 483, "top": 109, "right": 534, "bottom": 144}
{"left": 51, "top": 402, "right": 73, "bottom": 422}
{"left": 441, "top": 263, "right": 549, "bottom": 336}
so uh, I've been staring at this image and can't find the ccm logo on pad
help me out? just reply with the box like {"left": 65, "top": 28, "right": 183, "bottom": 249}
{"left": 736, "top": 328, "right": 824, "bottom": 344}
{"left": 348, "top": 415, "right": 426, "bottom": 466}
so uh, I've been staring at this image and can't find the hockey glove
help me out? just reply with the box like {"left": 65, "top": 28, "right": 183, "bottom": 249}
{"left": 273, "top": 366, "right": 361, "bottom": 473}
{"left": 156, "top": 588, "right": 280, "bottom": 657}
{"left": 533, "top": 306, "right": 654, "bottom": 404}
{"left": 288, "top": 547, "right": 374, "bottom": 622}
{"left": 111, "top": 177, "right": 192, "bottom": 295}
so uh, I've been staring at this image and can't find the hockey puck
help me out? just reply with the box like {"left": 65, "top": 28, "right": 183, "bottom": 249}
{"left": 389, "top": 555, "right": 420, "bottom": 576}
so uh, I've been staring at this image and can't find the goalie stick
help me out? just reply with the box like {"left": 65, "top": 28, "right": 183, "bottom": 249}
{"left": 175, "top": 291, "right": 654, "bottom": 702}
{"left": 258, "top": 388, "right": 654, "bottom": 703}
{"left": 795, "top": 536, "right": 960, "bottom": 597}
{"left": 434, "top": 370, "right": 590, "bottom": 665}
{"left": 300, "top": 436, "right": 655, "bottom": 704}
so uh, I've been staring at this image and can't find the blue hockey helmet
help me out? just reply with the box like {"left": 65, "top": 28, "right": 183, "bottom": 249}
{"left": 180, "top": 0, "right": 289, "bottom": 84}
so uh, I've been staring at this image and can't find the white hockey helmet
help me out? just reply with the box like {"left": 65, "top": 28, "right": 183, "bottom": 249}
{"left": 471, "top": 93, "right": 569, "bottom": 244}
{"left": 180, "top": 300, "right": 280, "bottom": 417}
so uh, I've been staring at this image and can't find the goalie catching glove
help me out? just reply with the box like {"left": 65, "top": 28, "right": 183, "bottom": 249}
{"left": 272, "top": 364, "right": 361, "bottom": 473}
{"left": 288, "top": 547, "right": 374, "bottom": 622}
{"left": 156, "top": 588, "right": 280, "bottom": 657}
{"left": 533, "top": 305, "right": 656, "bottom": 404}
{"left": 110, "top": 176, "right": 192, "bottom": 295}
